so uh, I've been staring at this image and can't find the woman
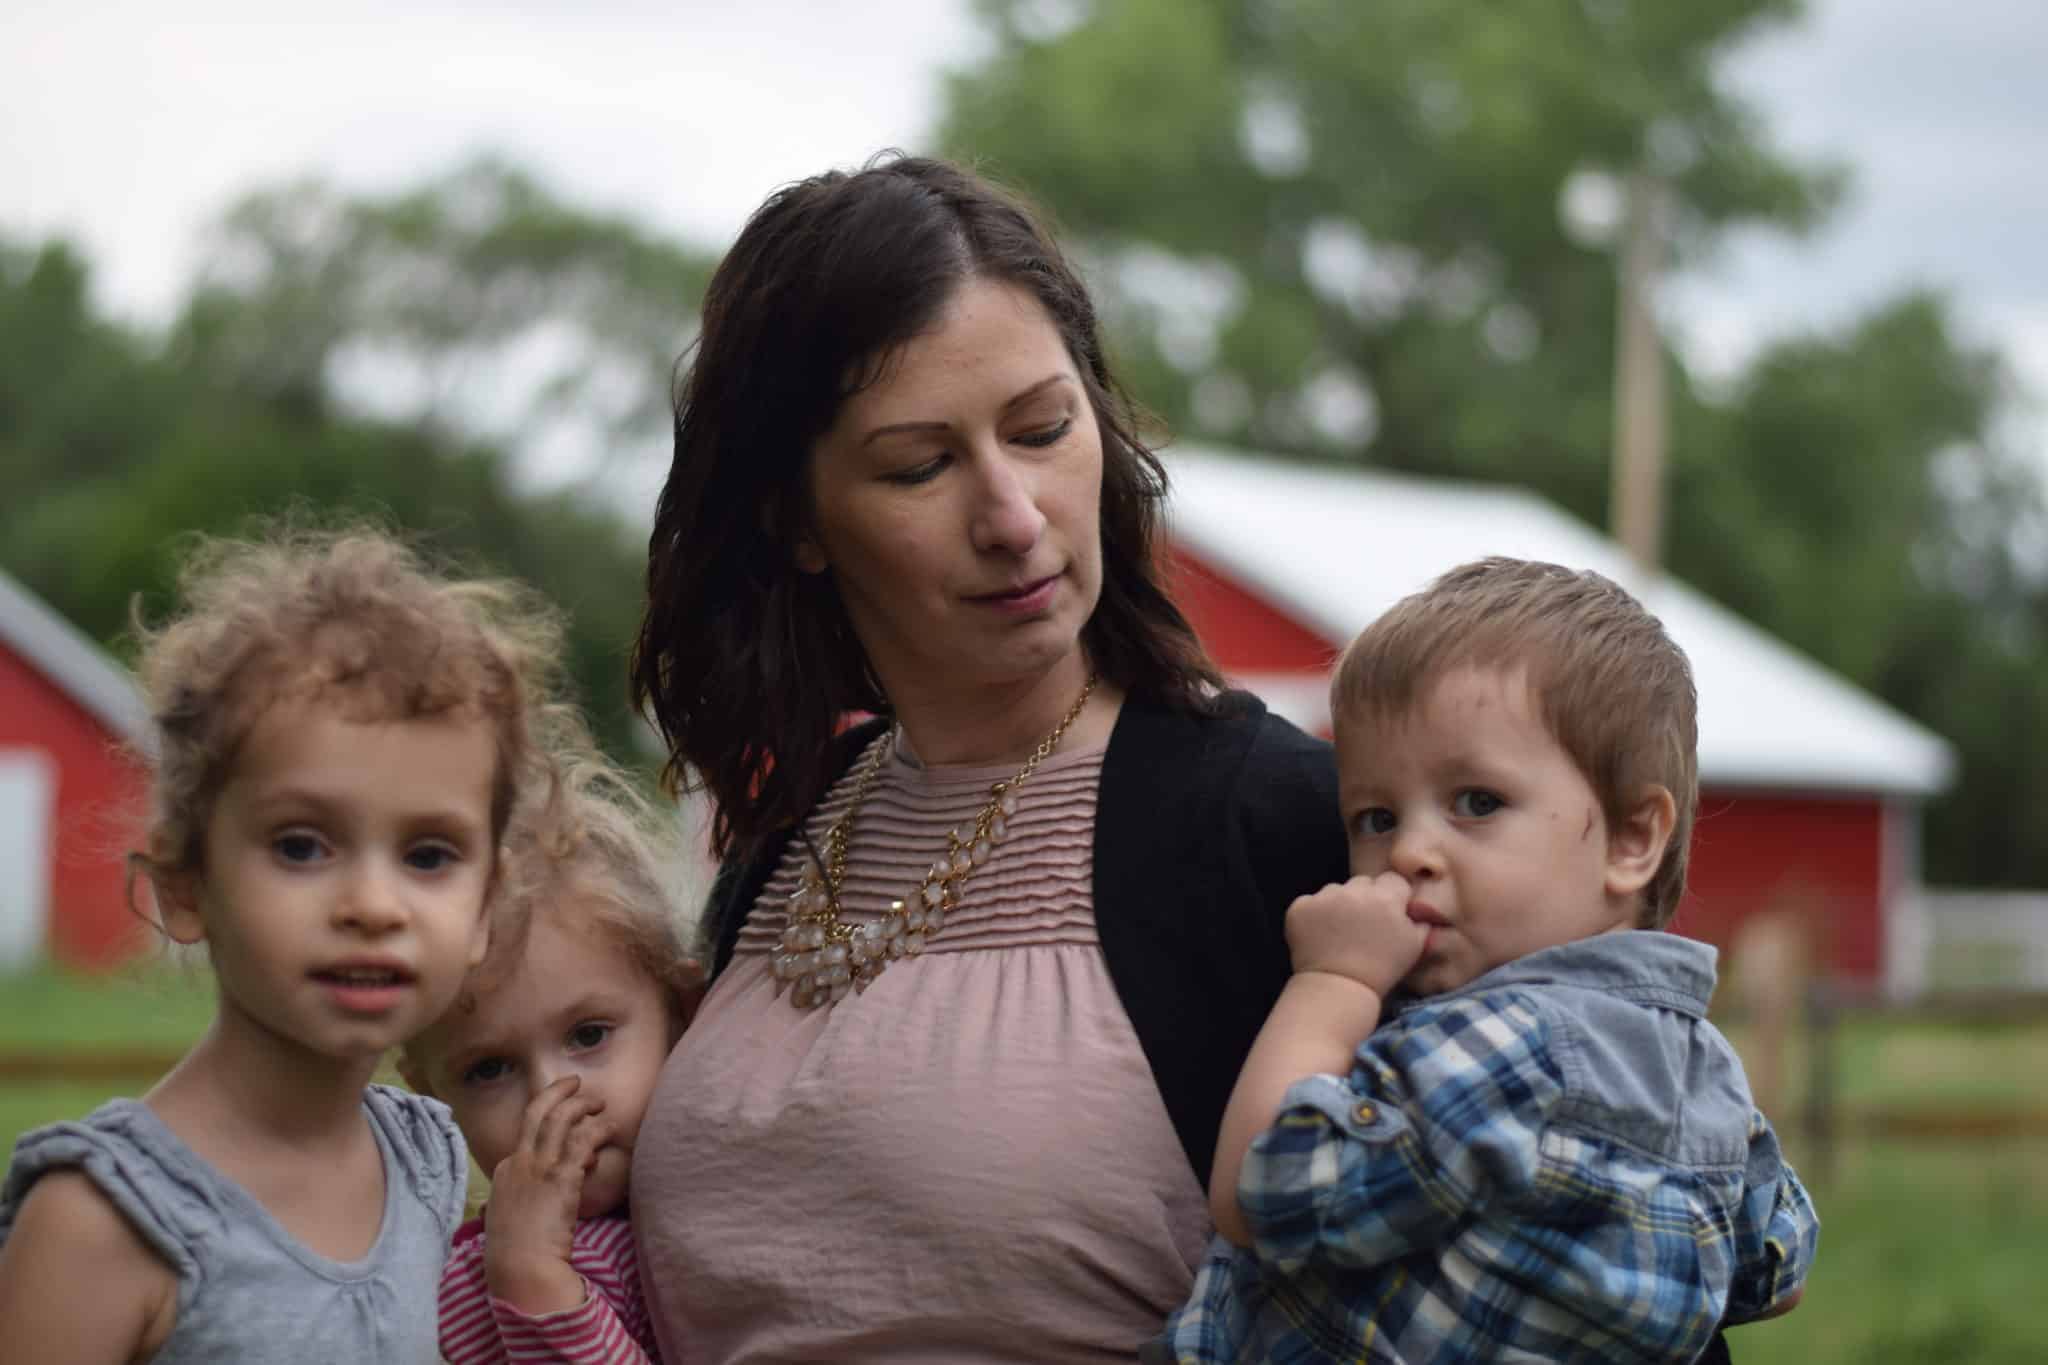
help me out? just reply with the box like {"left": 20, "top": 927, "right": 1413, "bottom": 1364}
{"left": 627, "top": 155, "right": 1735, "bottom": 1364}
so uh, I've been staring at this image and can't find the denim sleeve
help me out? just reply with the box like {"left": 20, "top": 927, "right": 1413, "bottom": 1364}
{"left": 1724, "top": 1108, "right": 1821, "bottom": 1322}
{"left": 1240, "top": 992, "right": 1565, "bottom": 1276}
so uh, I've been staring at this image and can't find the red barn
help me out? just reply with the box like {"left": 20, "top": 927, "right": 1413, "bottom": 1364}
{"left": 0, "top": 568, "right": 150, "bottom": 970}
{"left": 1163, "top": 448, "right": 1954, "bottom": 989}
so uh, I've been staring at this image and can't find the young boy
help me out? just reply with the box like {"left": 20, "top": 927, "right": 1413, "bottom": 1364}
{"left": 1156, "top": 558, "right": 1818, "bottom": 1363}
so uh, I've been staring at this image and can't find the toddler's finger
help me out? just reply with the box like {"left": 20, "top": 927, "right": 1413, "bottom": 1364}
{"left": 563, "top": 1111, "right": 612, "bottom": 1172}
{"left": 532, "top": 1092, "right": 607, "bottom": 1168}
{"left": 1368, "top": 871, "right": 1413, "bottom": 902}
{"left": 516, "top": 1075, "right": 583, "bottom": 1153}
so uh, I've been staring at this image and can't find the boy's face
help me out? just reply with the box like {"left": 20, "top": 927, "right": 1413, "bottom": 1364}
{"left": 1336, "top": 666, "right": 1642, "bottom": 996}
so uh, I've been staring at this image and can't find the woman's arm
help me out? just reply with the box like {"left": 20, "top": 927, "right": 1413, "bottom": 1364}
{"left": 0, "top": 1170, "right": 177, "bottom": 1362}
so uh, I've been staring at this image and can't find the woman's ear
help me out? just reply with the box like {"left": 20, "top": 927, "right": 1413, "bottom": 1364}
{"left": 1604, "top": 785, "right": 1677, "bottom": 902}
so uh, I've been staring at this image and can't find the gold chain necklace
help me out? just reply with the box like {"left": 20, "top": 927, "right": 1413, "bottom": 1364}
{"left": 772, "top": 674, "right": 1099, "bottom": 1010}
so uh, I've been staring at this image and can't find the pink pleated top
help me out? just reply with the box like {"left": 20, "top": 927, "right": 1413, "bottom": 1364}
{"left": 630, "top": 733, "right": 1211, "bottom": 1363}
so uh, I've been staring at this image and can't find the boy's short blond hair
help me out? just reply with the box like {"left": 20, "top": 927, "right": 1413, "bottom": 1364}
{"left": 1331, "top": 558, "right": 1698, "bottom": 927}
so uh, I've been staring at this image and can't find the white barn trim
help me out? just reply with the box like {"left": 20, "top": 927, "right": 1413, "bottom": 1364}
{"left": 1164, "top": 445, "right": 1954, "bottom": 798}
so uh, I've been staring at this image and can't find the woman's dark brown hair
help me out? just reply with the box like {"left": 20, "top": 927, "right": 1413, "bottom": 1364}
{"left": 631, "top": 152, "right": 1222, "bottom": 860}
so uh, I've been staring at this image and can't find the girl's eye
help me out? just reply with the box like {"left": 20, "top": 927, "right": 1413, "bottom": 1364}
{"left": 1356, "top": 808, "right": 1397, "bottom": 836}
{"left": 1453, "top": 790, "right": 1504, "bottom": 818}
{"left": 1014, "top": 416, "right": 1073, "bottom": 449}
{"left": 405, "top": 843, "right": 459, "bottom": 872}
{"left": 274, "top": 833, "right": 325, "bottom": 864}
{"left": 461, "top": 1057, "right": 511, "bottom": 1087}
{"left": 568, "top": 1022, "right": 613, "bottom": 1051}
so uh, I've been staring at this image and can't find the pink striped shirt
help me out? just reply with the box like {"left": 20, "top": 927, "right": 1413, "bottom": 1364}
{"left": 440, "top": 1211, "right": 660, "bottom": 1363}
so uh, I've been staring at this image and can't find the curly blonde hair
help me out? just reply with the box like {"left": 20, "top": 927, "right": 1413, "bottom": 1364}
{"left": 128, "top": 524, "right": 568, "bottom": 893}
{"left": 403, "top": 729, "right": 704, "bottom": 1081}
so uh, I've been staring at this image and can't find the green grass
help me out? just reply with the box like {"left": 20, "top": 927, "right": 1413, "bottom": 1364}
{"left": 1, "top": 961, "right": 214, "bottom": 1152}
{"left": 0, "top": 959, "right": 215, "bottom": 1053}
{"left": 1734, "top": 1138, "right": 2048, "bottom": 1365}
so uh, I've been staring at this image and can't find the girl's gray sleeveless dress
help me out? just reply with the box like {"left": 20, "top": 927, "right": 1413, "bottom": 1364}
{"left": 0, "top": 1083, "right": 468, "bottom": 1363}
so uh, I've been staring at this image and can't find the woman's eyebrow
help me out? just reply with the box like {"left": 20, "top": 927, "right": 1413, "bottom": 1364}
{"left": 1001, "top": 373, "right": 1073, "bottom": 411}
{"left": 858, "top": 373, "right": 1073, "bottom": 448}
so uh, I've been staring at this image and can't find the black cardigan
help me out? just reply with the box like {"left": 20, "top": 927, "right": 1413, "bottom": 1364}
{"left": 703, "top": 690, "right": 1347, "bottom": 1182}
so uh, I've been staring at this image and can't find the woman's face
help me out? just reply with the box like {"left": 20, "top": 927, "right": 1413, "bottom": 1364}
{"left": 800, "top": 276, "right": 1105, "bottom": 704}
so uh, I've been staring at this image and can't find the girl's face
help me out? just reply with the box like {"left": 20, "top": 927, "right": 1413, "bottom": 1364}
{"left": 412, "top": 911, "right": 676, "bottom": 1219}
{"left": 165, "top": 701, "right": 497, "bottom": 1066}
{"left": 799, "top": 276, "right": 1106, "bottom": 713}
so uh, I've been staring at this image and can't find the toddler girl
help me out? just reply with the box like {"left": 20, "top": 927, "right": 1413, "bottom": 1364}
{"left": 0, "top": 528, "right": 560, "bottom": 1362}
{"left": 401, "top": 735, "right": 701, "bottom": 1364}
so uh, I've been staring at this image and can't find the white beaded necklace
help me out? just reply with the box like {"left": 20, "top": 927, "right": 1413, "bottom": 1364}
{"left": 771, "top": 675, "right": 1099, "bottom": 1010}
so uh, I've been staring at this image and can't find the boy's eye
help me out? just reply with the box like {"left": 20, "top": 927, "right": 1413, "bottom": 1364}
{"left": 568, "top": 1022, "right": 613, "bottom": 1051}
{"left": 1356, "top": 808, "right": 1396, "bottom": 836}
{"left": 1453, "top": 790, "right": 1504, "bottom": 818}
{"left": 461, "top": 1057, "right": 511, "bottom": 1087}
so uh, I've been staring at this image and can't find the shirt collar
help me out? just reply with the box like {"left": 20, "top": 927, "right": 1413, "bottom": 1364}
{"left": 1394, "top": 930, "right": 1720, "bottom": 1021}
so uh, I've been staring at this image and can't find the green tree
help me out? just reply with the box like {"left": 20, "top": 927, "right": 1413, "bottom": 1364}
{"left": 180, "top": 157, "right": 714, "bottom": 476}
{"left": 944, "top": 0, "right": 1837, "bottom": 505}
{"left": 939, "top": 0, "right": 2046, "bottom": 887}
{"left": 0, "top": 218, "right": 667, "bottom": 762}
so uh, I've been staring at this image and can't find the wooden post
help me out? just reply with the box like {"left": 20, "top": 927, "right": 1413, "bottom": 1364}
{"left": 1610, "top": 169, "right": 1668, "bottom": 574}
{"left": 1803, "top": 979, "right": 1838, "bottom": 1187}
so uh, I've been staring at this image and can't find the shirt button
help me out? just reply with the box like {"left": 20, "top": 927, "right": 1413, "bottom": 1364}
{"left": 1354, "top": 1103, "right": 1377, "bottom": 1124}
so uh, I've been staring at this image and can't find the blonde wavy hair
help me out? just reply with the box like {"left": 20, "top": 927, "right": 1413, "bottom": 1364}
{"left": 403, "top": 728, "right": 704, "bottom": 1082}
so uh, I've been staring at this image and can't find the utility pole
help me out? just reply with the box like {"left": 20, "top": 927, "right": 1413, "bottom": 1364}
{"left": 1610, "top": 168, "right": 1669, "bottom": 574}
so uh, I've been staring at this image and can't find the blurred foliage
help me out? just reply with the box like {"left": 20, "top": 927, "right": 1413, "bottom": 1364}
{"left": 0, "top": 161, "right": 715, "bottom": 760}
{"left": 181, "top": 157, "right": 709, "bottom": 455}
{"left": 4, "top": 4, "right": 2047, "bottom": 886}
{"left": 940, "top": 0, "right": 2048, "bottom": 887}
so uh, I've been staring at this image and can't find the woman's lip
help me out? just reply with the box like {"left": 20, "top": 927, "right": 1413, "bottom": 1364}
{"left": 970, "top": 575, "right": 1059, "bottom": 613}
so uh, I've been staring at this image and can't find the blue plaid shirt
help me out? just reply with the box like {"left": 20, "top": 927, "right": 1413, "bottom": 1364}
{"left": 1154, "top": 932, "right": 1818, "bottom": 1363}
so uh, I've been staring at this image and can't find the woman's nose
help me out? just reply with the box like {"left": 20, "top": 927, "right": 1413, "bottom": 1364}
{"left": 970, "top": 450, "right": 1047, "bottom": 556}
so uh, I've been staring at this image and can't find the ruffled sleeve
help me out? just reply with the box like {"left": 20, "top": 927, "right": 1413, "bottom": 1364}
{"left": 362, "top": 1084, "right": 471, "bottom": 1243}
{"left": 0, "top": 1101, "right": 216, "bottom": 1304}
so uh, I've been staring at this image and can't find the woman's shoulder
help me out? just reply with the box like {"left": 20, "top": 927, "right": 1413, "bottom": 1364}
{"left": 1108, "top": 688, "right": 1334, "bottom": 781}
{"left": 1104, "top": 689, "right": 1340, "bottom": 843}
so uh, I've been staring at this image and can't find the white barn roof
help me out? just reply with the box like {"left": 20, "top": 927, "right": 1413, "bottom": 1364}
{"left": 1165, "top": 445, "right": 1955, "bottom": 798}
{"left": 0, "top": 567, "right": 149, "bottom": 746}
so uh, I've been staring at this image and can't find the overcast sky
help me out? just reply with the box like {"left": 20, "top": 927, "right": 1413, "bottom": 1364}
{"left": 5, "top": 0, "right": 2044, "bottom": 452}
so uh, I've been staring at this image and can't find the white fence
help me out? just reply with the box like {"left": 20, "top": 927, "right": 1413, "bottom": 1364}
{"left": 1888, "top": 887, "right": 2048, "bottom": 999}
